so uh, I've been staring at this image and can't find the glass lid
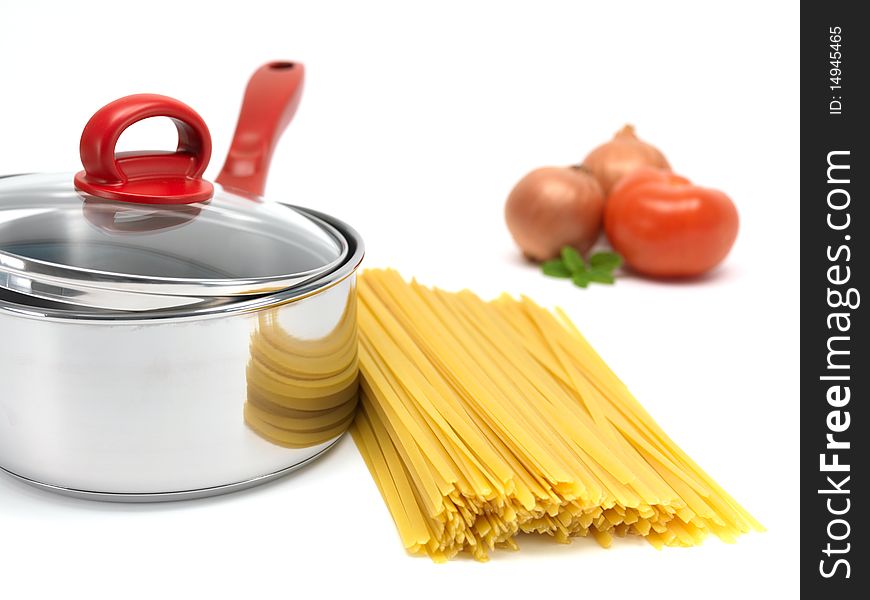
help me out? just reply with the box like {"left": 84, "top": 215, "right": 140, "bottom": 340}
{"left": 0, "top": 173, "right": 347, "bottom": 311}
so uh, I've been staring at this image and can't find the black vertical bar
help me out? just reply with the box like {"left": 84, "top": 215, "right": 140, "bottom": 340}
{"left": 802, "top": 2, "right": 866, "bottom": 596}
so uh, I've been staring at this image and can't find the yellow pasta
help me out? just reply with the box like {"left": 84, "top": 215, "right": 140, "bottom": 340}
{"left": 352, "top": 269, "right": 762, "bottom": 561}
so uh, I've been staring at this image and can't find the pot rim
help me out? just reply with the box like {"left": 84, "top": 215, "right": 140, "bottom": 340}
{"left": 0, "top": 205, "right": 364, "bottom": 324}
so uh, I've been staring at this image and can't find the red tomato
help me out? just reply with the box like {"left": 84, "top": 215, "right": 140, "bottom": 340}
{"left": 604, "top": 167, "right": 739, "bottom": 278}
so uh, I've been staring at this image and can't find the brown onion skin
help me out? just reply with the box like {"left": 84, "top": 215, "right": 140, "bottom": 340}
{"left": 582, "top": 125, "right": 670, "bottom": 195}
{"left": 505, "top": 166, "right": 605, "bottom": 262}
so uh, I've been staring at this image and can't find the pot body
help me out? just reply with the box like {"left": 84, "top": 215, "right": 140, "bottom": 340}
{"left": 0, "top": 273, "right": 358, "bottom": 501}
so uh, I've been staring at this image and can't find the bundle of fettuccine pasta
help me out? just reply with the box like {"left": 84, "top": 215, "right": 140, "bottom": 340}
{"left": 352, "top": 269, "right": 761, "bottom": 562}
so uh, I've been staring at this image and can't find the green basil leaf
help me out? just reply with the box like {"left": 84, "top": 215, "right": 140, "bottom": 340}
{"left": 589, "top": 252, "right": 623, "bottom": 272}
{"left": 561, "top": 246, "right": 586, "bottom": 274}
{"left": 571, "top": 271, "right": 591, "bottom": 288}
{"left": 587, "top": 269, "right": 615, "bottom": 284}
{"left": 541, "top": 259, "right": 572, "bottom": 278}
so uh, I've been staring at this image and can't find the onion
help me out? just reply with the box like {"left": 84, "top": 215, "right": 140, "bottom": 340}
{"left": 505, "top": 166, "right": 604, "bottom": 262}
{"left": 582, "top": 125, "right": 670, "bottom": 195}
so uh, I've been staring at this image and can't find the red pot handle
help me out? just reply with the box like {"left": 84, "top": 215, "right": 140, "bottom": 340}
{"left": 74, "top": 94, "right": 214, "bottom": 205}
{"left": 216, "top": 61, "right": 305, "bottom": 197}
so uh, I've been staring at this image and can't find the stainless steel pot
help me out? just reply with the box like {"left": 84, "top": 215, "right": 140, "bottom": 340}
{"left": 0, "top": 62, "right": 364, "bottom": 501}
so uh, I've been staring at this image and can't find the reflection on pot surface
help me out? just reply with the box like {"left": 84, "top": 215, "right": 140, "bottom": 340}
{"left": 0, "top": 273, "right": 359, "bottom": 499}
{"left": 245, "top": 281, "right": 359, "bottom": 448}
{"left": 81, "top": 198, "right": 202, "bottom": 234}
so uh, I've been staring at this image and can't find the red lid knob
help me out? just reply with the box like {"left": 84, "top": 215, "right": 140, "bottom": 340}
{"left": 74, "top": 95, "right": 214, "bottom": 205}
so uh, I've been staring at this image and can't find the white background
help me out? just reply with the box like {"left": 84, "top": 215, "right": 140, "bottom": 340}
{"left": 0, "top": 1, "right": 799, "bottom": 598}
